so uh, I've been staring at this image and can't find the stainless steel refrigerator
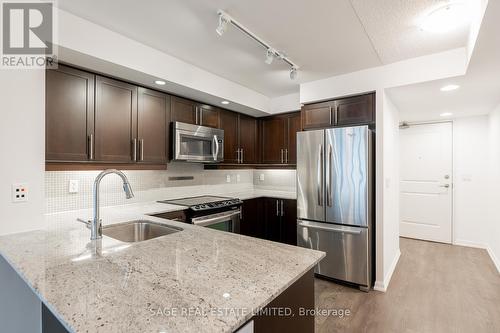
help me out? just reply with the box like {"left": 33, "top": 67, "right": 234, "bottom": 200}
{"left": 296, "top": 126, "right": 373, "bottom": 290}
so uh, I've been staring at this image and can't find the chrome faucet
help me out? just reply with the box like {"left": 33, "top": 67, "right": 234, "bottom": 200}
{"left": 89, "top": 169, "right": 134, "bottom": 240}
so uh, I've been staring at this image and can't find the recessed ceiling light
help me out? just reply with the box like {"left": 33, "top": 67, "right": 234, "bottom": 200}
{"left": 440, "top": 112, "right": 453, "bottom": 117}
{"left": 154, "top": 80, "right": 166, "bottom": 85}
{"left": 440, "top": 84, "right": 460, "bottom": 92}
{"left": 419, "top": 3, "right": 469, "bottom": 33}
{"left": 221, "top": 100, "right": 230, "bottom": 105}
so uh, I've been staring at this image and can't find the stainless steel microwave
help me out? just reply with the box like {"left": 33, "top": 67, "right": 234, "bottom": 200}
{"left": 172, "top": 122, "right": 224, "bottom": 163}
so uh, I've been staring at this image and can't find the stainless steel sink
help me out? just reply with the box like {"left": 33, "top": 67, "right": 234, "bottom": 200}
{"left": 102, "top": 220, "right": 182, "bottom": 243}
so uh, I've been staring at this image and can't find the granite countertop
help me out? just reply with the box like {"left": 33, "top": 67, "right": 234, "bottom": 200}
{"left": 0, "top": 189, "right": 323, "bottom": 333}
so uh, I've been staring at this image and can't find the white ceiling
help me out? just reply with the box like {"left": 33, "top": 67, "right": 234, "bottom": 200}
{"left": 388, "top": 0, "right": 500, "bottom": 122}
{"left": 57, "top": 0, "right": 473, "bottom": 98}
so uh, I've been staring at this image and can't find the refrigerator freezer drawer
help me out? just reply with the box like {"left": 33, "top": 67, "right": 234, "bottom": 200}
{"left": 297, "top": 220, "right": 370, "bottom": 286}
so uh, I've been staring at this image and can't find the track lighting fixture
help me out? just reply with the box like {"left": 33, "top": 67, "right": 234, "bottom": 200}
{"left": 290, "top": 67, "right": 298, "bottom": 80}
{"left": 265, "top": 49, "right": 276, "bottom": 65}
{"left": 216, "top": 13, "right": 230, "bottom": 36}
{"left": 216, "top": 10, "right": 299, "bottom": 80}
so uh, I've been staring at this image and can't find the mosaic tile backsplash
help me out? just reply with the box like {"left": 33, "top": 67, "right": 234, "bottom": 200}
{"left": 45, "top": 163, "right": 296, "bottom": 213}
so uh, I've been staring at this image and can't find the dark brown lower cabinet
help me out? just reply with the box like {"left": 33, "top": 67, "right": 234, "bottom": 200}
{"left": 241, "top": 198, "right": 297, "bottom": 246}
{"left": 250, "top": 268, "right": 315, "bottom": 333}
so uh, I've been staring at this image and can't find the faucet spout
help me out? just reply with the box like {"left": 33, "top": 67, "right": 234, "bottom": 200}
{"left": 91, "top": 169, "right": 134, "bottom": 240}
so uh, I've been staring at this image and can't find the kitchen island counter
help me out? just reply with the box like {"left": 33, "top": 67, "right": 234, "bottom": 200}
{"left": 0, "top": 205, "right": 323, "bottom": 333}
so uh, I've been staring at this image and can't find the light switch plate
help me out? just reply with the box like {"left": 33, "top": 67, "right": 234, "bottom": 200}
{"left": 69, "top": 179, "right": 79, "bottom": 193}
{"left": 12, "top": 183, "right": 28, "bottom": 203}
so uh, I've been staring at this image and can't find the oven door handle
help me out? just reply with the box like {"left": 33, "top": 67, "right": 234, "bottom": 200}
{"left": 191, "top": 210, "right": 240, "bottom": 227}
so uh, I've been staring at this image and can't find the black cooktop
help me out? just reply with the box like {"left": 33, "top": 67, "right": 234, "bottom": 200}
{"left": 158, "top": 195, "right": 242, "bottom": 212}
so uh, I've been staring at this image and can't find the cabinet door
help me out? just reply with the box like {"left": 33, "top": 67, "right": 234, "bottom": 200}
{"left": 286, "top": 112, "right": 301, "bottom": 164}
{"left": 171, "top": 96, "right": 197, "bottom": 125}
{"left": 282, "top": 199, "right": 297, "bottom": 246}
{"left": 239, "top": 115, "right": 259, "bottom": 164}
{"left": 95, "top": 76, "right": 137, "bottom": 162}
{"left": 261, "top": 117, "right": 286, "bottom": 164}
{"left": 137, "top": 88, "right": 169, "bottom": 164}
{"left": 264, "top": 198, "right": 282, "bottom": 242}
{"left": 241, "top": 198, "right": 265, "bottom": 238}
{"left": 301, "top": 101, "right": 333, "bottom": 129}
{"left": 199, "top": 104, "right": 220, "bottom": 128}
{"left": 219, "top": 110, "right": 239, "bottom": 163}
{"left": 46, "top": 65, "right": 94, "bottom": 161}
{"left": 335, "top": 94, "right": 374, "bottom": 126}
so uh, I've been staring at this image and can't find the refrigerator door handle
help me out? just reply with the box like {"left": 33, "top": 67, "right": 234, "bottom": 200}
{"left": 317, "top": 144, "right": 323, "bottom": 206}
{"left": 327, "top": 144, "right": 333, "bottom": 207}
{"left": 298, "top": 222, "right": 362, "bottom": 235}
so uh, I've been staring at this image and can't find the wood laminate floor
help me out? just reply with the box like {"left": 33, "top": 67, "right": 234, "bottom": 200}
{"left": 315, "top": 237, "right": 500, "bottom": 333}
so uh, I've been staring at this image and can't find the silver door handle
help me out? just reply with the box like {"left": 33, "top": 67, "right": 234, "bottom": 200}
{"left": 317, "top": 144, "right": 323, "bottom": 206}
{"left": 326, "top": 144, "right": 332, "bottom": 207}
{"left": 439, "top": 184, "right": 450, "bottom": 188}
{"left": 88, "top": 134, "right": 94, "bottom": 160}
{"left": 195, "top": 107, "right": 199, "bottom": 124}
{"left": 236, "top": 149, "right": 240, "bottom": 163}
{"left": 280, "top": 148, "right": 283, "bottom": 164}
{"left": 241, "top": 148, "right": 244, "bottom": 163}
{"left": 192, "top": 210, "right": 241, "bottom": 226}
{"left": 276, "top": 200, "right": 279, "bottom": 216}
{"left": 280, "top": 200, "right": 284, "bottom": 217}
{"left": 140, "top": 139, "right": 144, "bottom": 161}
{"left": 298, "top": 222, "right": 362, "bottom": 235}
{"left": 285, "top": 149, "right": 289, "bottom": 164}
{"left": 132, "top": 138, "right": 137, "bottom": 161}
{"left": 212, "top": 135, "right": 219, "bottom": 161}
{"left": 199, "top": 108, "right": 203, "bottom": 125}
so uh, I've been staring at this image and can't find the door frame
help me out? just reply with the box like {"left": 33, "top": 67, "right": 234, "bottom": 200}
{"left": 399, "top": 120, "right": 455, "bottom": 244}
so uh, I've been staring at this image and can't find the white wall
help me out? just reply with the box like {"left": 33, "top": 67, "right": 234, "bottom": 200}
{"left": 375, "top": 92, "right": 401, "bottom": 291}
{"left": 0, "top": 70, "right": 45, "bottom": 235}
{"left": 487, "top": 105, "right": 500, "bottom": 271}
{"left": 453, "top": 116, "right": 491, "bottom": 247}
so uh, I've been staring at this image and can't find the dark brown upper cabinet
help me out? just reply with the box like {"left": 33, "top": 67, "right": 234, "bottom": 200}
{"left": 219, "top": 109, "right": 239, "bottom": 163}
{"left": 261, "top": 117, "right": 286, "bottom": 164}
{"left": 301, "top": 93, "right": 375, "bottom": 130}
{"left": 94, "top": 76, "right": 138, "bottom": 163}
{"left": 238, "top": 115, "right": 259, "bottom": 164}
{"left": 218, "top": 110, "right": 259, "bottom": 164}
{"left": 137, "top": 88, "right": 170, "bottom": 164}
{"left": 335, "top": 94, "right": 374, "bottom": 126}
{"left": 170, "top": 96, "right": 220, "bottom": 128}
{"left": 261, "top": 112, "right": 300, "bottom": 164}
{"left": 46, "top": 64, "right": 95, "bottom": 162}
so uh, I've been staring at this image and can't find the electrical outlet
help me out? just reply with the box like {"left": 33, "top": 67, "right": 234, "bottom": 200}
{"left": 236, "top": 174, "right": 241, "bottom": 183}
{"left": 12, "top": 183, "right": 28, "bottom": 203}
{"left": 259, "top": 173, "right": 265, "bottom": 181}
{"left": 69, "top": 179, "right": 79, "bottom": 194}
{"left": 226, "top": 175, "right": 231, "bottom": 183}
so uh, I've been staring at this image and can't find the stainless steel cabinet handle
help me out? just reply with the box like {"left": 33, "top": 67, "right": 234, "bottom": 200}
{"left": 334, "top": 106, "right": 339, "bottom": 124}
{"left": 329, "top": 106, "right": 332, "bottom": 124}
{"left": 298, "top": 222, "right": 361, "bottom": 234}
{"left": 191, "top": 210, "right": 241, "bottom": 226}
{"left": 200, "top": 108, "right": 203, "bottom": 125}
{"left": 236, "top": 149, "right": 240, "bottom": 163}
{"left": 132, "top": 138, "right": 137, "bottom": 161}
{"left": 280, "top": 200, "right": 284, "bottom": 217}
{"left": 317, "top": 144, "right": 323, "bottom": 206}
{"left": 195, "top": 107, "right": 199, "bottom": 125}
{"left": 284, "top": 149, "right": 288, "bottom": 164}
{"left": 276, "top": 200, "right": 279, "bottom": 216}
{"left": 280, "top": 149, "right": 283, "bottom": 164}
{"left": 439, "top": 184, "right": 450, "bottom": 188}
{"left": 241, "top": 148, "right": 244, "bottom": 163}
{"left": 326, "top": 144, "right": 332, "bottom": 207}
{"left": 140, "top": 139, "right": 144, "bottom": 161}
{"left": 88, "top": 134, "right": 94, "bottom": 160}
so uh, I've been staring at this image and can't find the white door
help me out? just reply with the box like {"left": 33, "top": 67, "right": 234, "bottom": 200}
{"left": 399, "top": 122, "right": 453, "bottom": 243}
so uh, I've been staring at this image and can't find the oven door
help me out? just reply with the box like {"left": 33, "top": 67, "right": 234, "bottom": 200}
{"left": 173, "top": 122, "right": 224, "bottom": 163}
{"left": 191, "top": 209, "right": 241, "bottom": 233}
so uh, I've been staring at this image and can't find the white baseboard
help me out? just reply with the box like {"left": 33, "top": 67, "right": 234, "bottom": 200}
{"left": 454, "top": 240, "right": 500, "bottom": 275}
{"left": 373, "top": 249, "right": 401, "bottom": 292}
{"left": 486, "top": 246, "right": 500, "bottom": 274}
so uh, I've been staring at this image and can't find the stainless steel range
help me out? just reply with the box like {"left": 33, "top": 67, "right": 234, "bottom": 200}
{"left": 158, "top": 196, "right": 242, "bottom": 233}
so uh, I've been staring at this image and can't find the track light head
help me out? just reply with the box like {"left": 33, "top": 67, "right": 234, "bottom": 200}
{"left": 265, "top": 49, "right": 275, "bottom": 65}
{"left": 290, "top": 67, "right": 298, "bottom": 80}
{"left": 216, "top": 14, "right": 230, "bottom": 36}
